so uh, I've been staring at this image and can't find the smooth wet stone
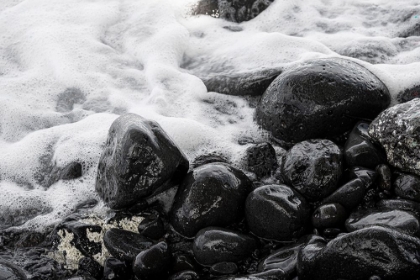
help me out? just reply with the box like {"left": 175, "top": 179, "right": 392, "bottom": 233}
{"left": 0, "top": 261, "right": 27, "bottom": 280}
{"left": 256, "top": 58, "right": 390, "bottom": 144}
{"left": 377, "top": 199, "right": 420, "bottom": 218}
{"left": 202, "top": 68, "right": 282, "bottom": 96}
{"left": 297, "top": 226, "right": 420, "bottom": 280}
{"left": 312, "top": 203, "right": 347, "bottom": 229}
{"left": 321, "top": 179, "right": 366, "bottom": 211}
{"left": 170, "top": 162, "right": 253, "bottom": 238}
{"left": 137, "top": 214, "right": 165, "bottom": 240}
{"left": 194, "top": 0, "right": 275, "bottom": 23}
{"left": 369, "top": 99, "right": 420, "bottom": 176}
{"left": 345, "top": 209, "right": 420, "bottom": 236}
{"left": 221, "top": 269, "right": 287, "bottom": 280}
{"left": 258, "top": 236, "right": 311, "bottom": 276}
{"left": 103, "top": 257, "right": 130, "bottom": 280}
{"left": 77, "top": 257, "right": 102, "bottom": 280}
{"left": 375, "top": 164, "right": 392, "bottom": 192}
{"left": 344, "top": 122, "right": 386, "bottom": 169}
{"left": 281, "top": 139, "right": 342, "bottom": 201}
{"left": 133, "top": 241, "right": 172, "bottom": 280}
{"left": 245, "top": 184, "right": 309, "bottom": 241}
{"left": 169, "top": 270, "right": 200, "bottom": 280}
{"left": 394, "top": 174, "right": 420, "bottom": 202}
{"left": 397, "top": 84, "right": 420, "bottom": 103}
{"left": 345, "top": 167, "right": 376, "bottom": 188}
{"left": 193, "top": 227, "right": 256, "bottom": 266}
{"left": 172, "top": 254, "right": 196, "bottom": 272}
{"left": 210, "top": 262, "right": 238, "bottom": 275}
{"left": 96, "top": 113, "right": 189, "bottom": 209}
{"left": 103, "top": 228, "right": 153, "bottom": 262}
{"left": 192, "top": 153, "right": 228, "bottom": 168}
{"left": 246, "top": 142, "right": 278, "bottom": 178}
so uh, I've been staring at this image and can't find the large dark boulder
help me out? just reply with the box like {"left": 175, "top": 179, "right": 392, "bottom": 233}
{"left": 369, "top": 99, "right": 420, "bottom": 176}
{"left": 95, "top": 113, "right": 189, "bottom": 209}
{"left": 192, "top": 227, "right": 256, "bottom": 265}
{"left": 281, "top": 139, "right": 343, "bottom": 201}
{"left": 297, "top": 226, "right": 420, "bottom": 280}
{"left": 169, "top": 162, "right": 253, "bottom": 238}
{"left": 245, "top": 184, "right": 309, "bottom": 241}
{"left": 256, "top": 58, "right": 390, "bottom": 144}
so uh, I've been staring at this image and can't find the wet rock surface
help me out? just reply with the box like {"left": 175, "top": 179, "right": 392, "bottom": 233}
{"left": 192, "top": 227, "right": 257, "bottom": 265}
{"left": 321, "top": 178, "right": 366, "bottom": 211}
{"left": 397, "top": 84, "right": 420, "bottom": 103}
{"left": 245, "top": 142, "right": 278, "bottom": 178}
{"left": 394, "top": 173, "right": 420, "bottom": 202}
{"left": 369, "top": 99, "right": 420, "bottom": 176}
{"left": 169, "top": 162, "right": 253, "bottom": 238}
{"left": 312, "top": 203, "right": 347, "bottom": 229}
{"left": 281, "top": 139, "right": 343, "bottom": 201}
{"left": 256, "top": 58, "right": 390, "bottom": 144}
{"left": 95, "top": 113, "right": 189, "bottom": 209}
{"left": 298, "top": 226, "right": 420, "bottom": 280}
{"left": 245, "top": 184, "right": 310, "bottom": 241}
{"left": 133, "top": 241, "right": 172, "bottom": 280}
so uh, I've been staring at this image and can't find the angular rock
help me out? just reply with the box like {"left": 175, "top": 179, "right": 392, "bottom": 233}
{"left": 133, "top": 241, "right": 172, "bottom": 280}
{"left": 321, "top": 179, "right": 366, "bottom": 211}
{"left": 245, "top": 184, "right": 309, "bottom": 241}
{"left": 256, "top": 58, "right": 390, "bottom": 144}
{"left": 193, "top": 227, "right": 256, "bottom": 266}
{"left": 369, "top": 99, "right": 420, "bottom": 176}
{"left": 246, "top": 142, "right": 278, "bottom": 178}
{"left": 312, "top": 203, "right": 347, "bottom": 229}
{"left": 281, "top": 139, "right": 342, "bottom": 201}
{"left": 170, "top": 162, "right": 253, "bottom": 238}
{"left": 345, "top": 209, "right": 420, "bottom": 236}
{"left": 344, "top": 122, "right": 386, "bottom": 169}
{"left": 103, "top": 229, "right": 153, "bottom": 262}
{"left": 394, "top": 173, "right": 420, "bottom": 202}
{"left": 297, "top": 226, "right": 420, "bottom": 280}
{"left": 96, "top": 113, "right": 189, "bottom": 209}
{"left": 0, "top": 261, "right": 27, "bottom": 280}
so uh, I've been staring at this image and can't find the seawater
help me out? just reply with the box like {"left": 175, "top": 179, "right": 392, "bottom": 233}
{"left": 0, "top": 0, "right": 419, "bottom": 231}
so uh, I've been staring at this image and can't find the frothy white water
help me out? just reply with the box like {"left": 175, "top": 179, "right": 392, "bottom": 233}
{"left": 0, "top": 0, "right": 419, "bottom": 231}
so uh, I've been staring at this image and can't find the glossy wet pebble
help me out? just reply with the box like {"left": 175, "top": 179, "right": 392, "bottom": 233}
{"left": 312, "top": 203, "right": 347, "bottom": 229}
{"left": 169, "top": 270, "right": 200, "bottom": 280}
{"left": 210, "top": 262, "right": 238, "bottom": 275}
{"left": 245, "top": 184, "right": 309, "bottom": 241}
{"left": 137, "top": 214, "right": 165, "bottom": 240}
{"left": 321, "top": 178, "right": 366, "bottom": 211}
{"left": 281, "top": 139, "right": 342, "bottom": 201}
{"left": 96, "top": 113, "right": 189, "bottom": 209}
{"left": 133, "top": 241, "right": 172, "bottom": 280}
{"left": 256, "top": 58, "right": 390, "bottom": 144}
{"left": 169, "top": 162, "right": 253, "bottom": 238}
{"left": 102, "top": 257, "right": 130, "bottom": 280}
{"left": 193, "top": 227, "right": 256, "bottom": 266}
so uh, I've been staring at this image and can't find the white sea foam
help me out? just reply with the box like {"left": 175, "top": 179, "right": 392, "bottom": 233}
{"left": 1, "top": 0, "right": 420, "bottom": 231}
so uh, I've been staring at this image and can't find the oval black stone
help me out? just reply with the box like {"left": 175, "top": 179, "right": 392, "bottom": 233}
{"left": 312, "top": 203, "right": 347, "bottom": 229}
{"left": 133, "top": 241, "right": 172, "bottom": 280}
{"left": 210, "top": 262, "right": 238, "bottom": 275}
{"left": 245, "top": 184, "right": 309, "bottom": 241}
{"left": 321, "top": 178, "right": 366, "bottom": 211}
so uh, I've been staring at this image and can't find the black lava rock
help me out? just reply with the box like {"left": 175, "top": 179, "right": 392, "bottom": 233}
{"left": 133, "top": 241, "right": 172, "bottom": 280}
{"left": 344, "top": 122, "right": 386, "bottom": 169}
{"left": 103, "top": 228, "right": 153, "bottom": 262}
{"left": 169, "top": 270, "right": 200, "bottom": 280}
{"left": 193, "top": 227, "right": 256, "bottom": 266}
{"left": 297, "top": 226, "right": 420, "bottom": 280}
{"left": 345, "top": 209, "right": 420, "bottom": 236}
{"left": 102, "top": 257, "right": 130, "bottom": 280}
{"left": 369, "top": 99, "right": 420, "bottom": 176}
{"left": 245, "top": 184, "right": 310, "bottom": 241}
{"left": 377, "top": 199, "right": 420, "bottom": 218}
{"left": 138, "top": 214, "right": 165, "bottom": 240}
{"left": 169, "top": 162, "right": 253, "bottom": 238}
{"left": 321, "top": 178, "right": 366, "bottom": 211}
{"left": 256, "top": 58, "right": 390, "bottom": 144}
{"left": 96, "top": 113, "right": 189, "bottom": 209}
{"left": 77, "top": 257, "right": 103, "bottom": 280}
{"left": 394, "top": 173, "right": 420, "bottom": 202}
{"left": 397, "top": 84, "right": 420, "bottom": 103}
{"left": 281, "top": 139, "right": 343, "bottom": 201}
{"left": 375, "top": 164, "right": 392, "bottom": 192}
{"left": 312, "top": 203, "right": 347, "bottom": 229}
{"left": 210, "top": 262, "right": 238, "bottom": 275}
{"left": 246, "top": 142, "right": 278, "bottom": 178}
{"left": 0, "top": 261, "right": 27, "bottom": 280}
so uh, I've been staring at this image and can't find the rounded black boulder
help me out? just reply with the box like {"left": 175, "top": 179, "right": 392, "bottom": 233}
{"left": 192, "top": 227, "right": 257, "bottom": 266}
{"left": 256, "top": 58, "right": 390, "bottom": 144}
{"left": 133, "top": 241, "right": 172, "bottom": 280}
{"left": 169, "top": 162, "right": 253, "bottom": 238}
{"left": 245, "top": 184, "right": 309, "bottom": 241}
{"left": 297, "top": 226, "right": 420, "bottom": 280}
{"left": 96, "top": 113, "right": 189, "bottom": 209}
{"left": 281, "top": 139, "right": 342, "bottom": 201}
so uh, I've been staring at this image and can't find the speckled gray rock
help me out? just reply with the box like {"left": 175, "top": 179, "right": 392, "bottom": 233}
{"left": 369, "top": 99, "right": 420, "bottom": 176}
{"left": 95, "top": 113, "right": 189, "bottom": 209}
